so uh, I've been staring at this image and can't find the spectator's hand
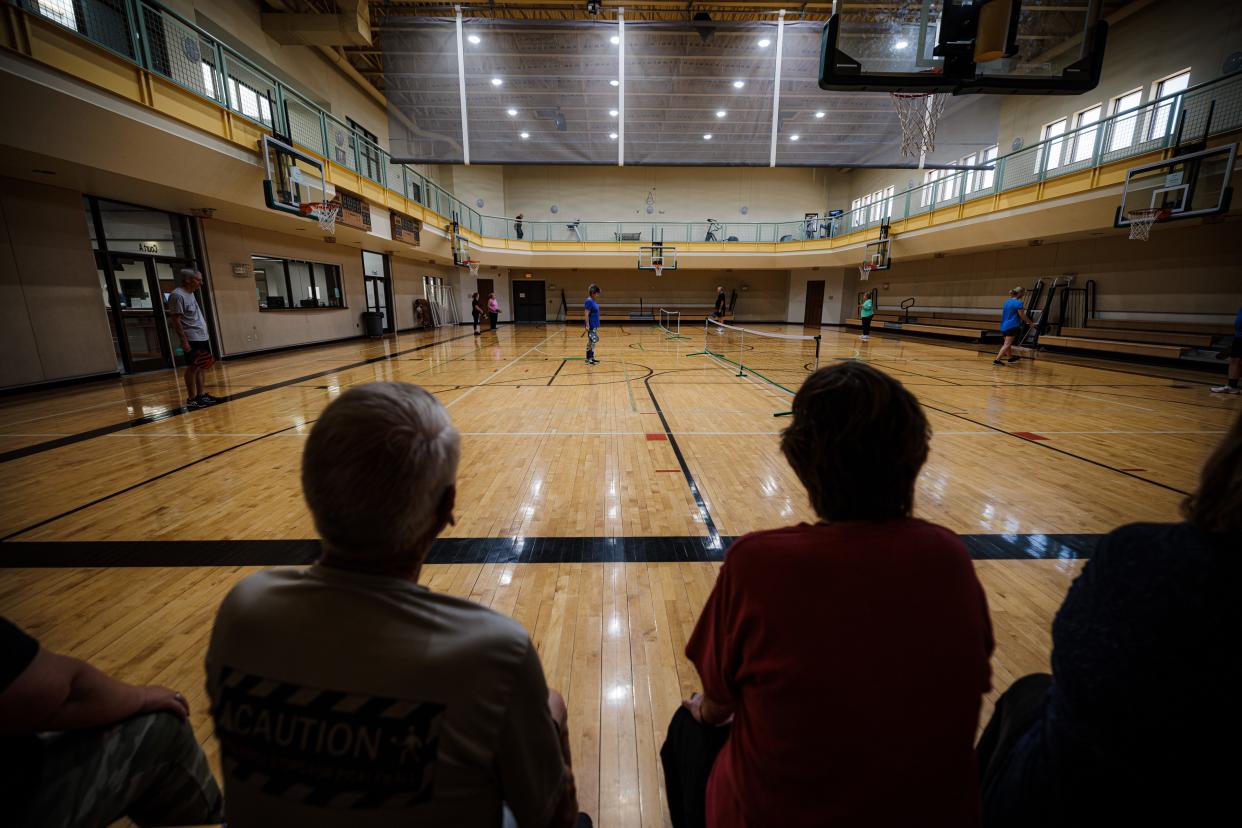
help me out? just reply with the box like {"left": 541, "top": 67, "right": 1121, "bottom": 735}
{"left": 140, "top": 686, "right": 190, "bottom": 719}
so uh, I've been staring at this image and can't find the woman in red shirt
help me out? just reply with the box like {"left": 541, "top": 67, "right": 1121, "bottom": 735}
{"left": 663, "top": 362, "right": 994, "bottom": 828}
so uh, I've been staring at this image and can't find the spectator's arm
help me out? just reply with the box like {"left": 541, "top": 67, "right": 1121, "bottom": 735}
{"left": 498, "top": 643, "right": 577, "bottom": 828}
{"left": 0, "top": 648, "right": 188, "bottom": 732}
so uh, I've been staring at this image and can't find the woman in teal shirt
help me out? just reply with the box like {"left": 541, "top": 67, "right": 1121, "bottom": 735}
{"left": 859, "top": 295, "right": 875, "bottom": 341}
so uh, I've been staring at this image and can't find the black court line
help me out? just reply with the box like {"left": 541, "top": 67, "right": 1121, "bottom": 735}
{"left": 0, "top": 533, "right": 1100, "bottom": 567}
{"left": 917, "top": 401, "right": 1193, "bottom": 496}
{"left": 643, "top": 376, "right": 723, "bottom": 550}
{"left": 0, "top": 422, "right": 307, "bottom": 543}
{"left": 0, "top": 331, "right": 478, "bottom": 466}
{"left": 546, "top": 360, "right": 568, "bottom": 386}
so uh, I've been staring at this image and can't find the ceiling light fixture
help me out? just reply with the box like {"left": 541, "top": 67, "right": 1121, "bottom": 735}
{"left": 703, "top": 133, "right": 713, "bottom": 140}
{"left": 467, "top": 35, "right": 481, "bottom": 45}
{"left": 716, "top": 110, "right": 727, "bottom": 118}
{"left": 758, "top": 38, "right": 771, "bottom": 48}
{"left": 609, "top": 109, "right": 619, "bottom": 117}
{"left": 490, "top": 77, "right": 503, "bottom": 86}
{"left": 610, "top": 79, "right": 620, "bottom": 87}
{"left": 520, "top": 132, "right": 530, "bottom": 139}
{"left": 815, "top": 111, "right": 826, "bottom": 118}
{"left": 894, "top": 39, "right": 910, "bottom": 50}
{"left": 610, "top": 35, "right": 620, "bottom": 45}
{"left": 609, "top": 132, "right": 618, "bottom": 139}
{"left": 732, "top": 80, "right": 745, "bottom": 89}
{"left": 790, "top": 134, "right": 801, "bottom": 141}
{"left": 507, "top": 108, "right": 518, "bottom": 116}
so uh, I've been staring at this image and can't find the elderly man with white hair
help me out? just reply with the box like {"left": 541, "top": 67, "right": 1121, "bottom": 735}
{"left": 206, "top": 382, "right": 587, "bottom": 828}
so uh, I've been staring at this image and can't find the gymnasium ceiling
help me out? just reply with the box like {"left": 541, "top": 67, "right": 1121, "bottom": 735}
{"left": 283, "top": 1, "right": 1145, "bottom": 167}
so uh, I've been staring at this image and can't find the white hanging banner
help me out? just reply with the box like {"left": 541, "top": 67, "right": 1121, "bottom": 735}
{"left": 455, "top": 7, "right": 470, "bottom": 164}
{"left": 769, "top": 10, "right": 786, "bottom": 168}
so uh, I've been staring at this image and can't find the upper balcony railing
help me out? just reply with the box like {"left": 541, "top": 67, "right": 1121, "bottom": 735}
{"left": 15, "top": 0, "right": 1242, "bottom": 246}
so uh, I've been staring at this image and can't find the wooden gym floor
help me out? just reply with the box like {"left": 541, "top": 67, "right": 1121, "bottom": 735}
{"left": 1, "top": 322, "right": 1237, "bottom": 827}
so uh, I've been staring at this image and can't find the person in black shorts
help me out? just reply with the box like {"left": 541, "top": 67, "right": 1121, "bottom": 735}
{"left": 713, "top": 286, "right": 727, "bottom": 320}
{"left": 993, "top": 287, "right": 1035, "bottom": 366}
{"left": 167, "top": 269, "right": 218, "bottom": 409}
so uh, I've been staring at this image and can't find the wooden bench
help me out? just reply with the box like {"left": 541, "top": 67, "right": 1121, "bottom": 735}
{"left": 847, "top": 318, "right": 985, "bottom": 340}
{"left": 1059, "top": 327, "right": 1215, "bottom": 347}
{"left": 1083, "top": 318, "right": 1234, "bottom": 336}
{"left": 1039, "top": 335, "right": 1188, "bottom": 359}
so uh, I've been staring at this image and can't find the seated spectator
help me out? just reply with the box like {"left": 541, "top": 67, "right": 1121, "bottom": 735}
{"left": 0, "top": 616, "right": 223, "bottom": 827}
{"left": 207, "top": 382, "right": 586, "bottom": 828}
{"left": 661, "top": 362, "right": 994, "bottom": 828}
{"left": 977, "top": 410, "right": 1241, "bottom": 827}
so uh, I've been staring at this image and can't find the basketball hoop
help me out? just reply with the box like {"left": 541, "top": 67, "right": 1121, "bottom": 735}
{"left": 653, "top": 260, "right": 664, "bottom": 278}
{"left": 300, "top": 200, "right": 339, "bottom": 235}
{"left": 1126, "top": 207, "right": 1170, "bottom": 241}
{"left": 463, "top": 259, "right": 481, "bottom": 276}
{"left": 890, "top": 90, "right": 948, "bottom": 158}
{"left": 859, "top": 263, "right": 872, "bottom": 281}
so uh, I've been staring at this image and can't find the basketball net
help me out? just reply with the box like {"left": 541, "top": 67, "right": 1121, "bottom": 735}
{"left": 1126, "top": 208, "right": 1168, "bottom": 241}
{"left": 301, "top": 200, "right": 339, "bottom": 235}
{"left": 891, "top": 91, "right": 947, "bottom": 159}
{"left": 859, "top": 263, "right": 872, "bottom": 281}
{"left": 465, "top": 259, "right": 481, "bottom": 276}
{"left": 653, "top": 260, "right": 664, "bottom": 278}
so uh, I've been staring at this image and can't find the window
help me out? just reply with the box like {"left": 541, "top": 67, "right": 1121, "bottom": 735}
{"left": 252, "top": 255, "right": 344, "bottom": 310}
{"left": 37, "top": 0, "right": 76, "bottom": 28}
{"left": 1040, "top": 117, "right": 1068, "bottom": 171}
{"left": 350, "top": 119, "right": 383, "bottom": 182}
{"left": 1149, "top": 69, "right": 1191, "bottom": 140}
{"left": 921, "top": 169, "right": 940, "bottom": 207}
{"left": 1071, "top": 104, "right": 1103, "bottom": 163}
{"left": 1108, "top": 89, "right": 1143, "bottom": 151}
{"left": 978, "top": 146, "right": 998, "bottom": 190}
{"left": 228, "top": 78, "right": 273, "bottom": 125}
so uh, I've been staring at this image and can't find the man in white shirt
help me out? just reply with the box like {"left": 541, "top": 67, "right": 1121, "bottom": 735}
{"left": 207, "top": 382, "right": 585, "bottom": 827}
{"left": 166, "top": 269, "right": 218, "bottom": 409}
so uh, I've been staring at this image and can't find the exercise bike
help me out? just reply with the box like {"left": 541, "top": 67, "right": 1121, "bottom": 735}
{"left": 704, "top": 218, "right": 724, "bottom": 242}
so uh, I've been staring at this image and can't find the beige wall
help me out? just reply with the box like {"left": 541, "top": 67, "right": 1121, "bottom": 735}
{"left": 867, "top": 220, "right": 1241, "bottom": 323}
{"left": 788, "top": 268, "right": 854, "bottom": 326}
{"left": 997, "top": 0, "right": 1242, "bottom": 158}
{"left": 512, "top": 268, "right": 791, "bottom": 322}
{"left": 0, "top": 177, "right": 116, "bottom": 389}
{"left": 499, "top": 166, "right": 847, "bottom": 226}
{"left": 201, "top": 220, "right": 463, "bottom": 355}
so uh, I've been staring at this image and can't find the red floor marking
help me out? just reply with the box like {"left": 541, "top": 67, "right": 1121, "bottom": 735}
{"left": 1011, "top": 431, "right": 1049, "bottom": 441}
{"left": 646, "top": 433, "right": 668, "bottom": 441}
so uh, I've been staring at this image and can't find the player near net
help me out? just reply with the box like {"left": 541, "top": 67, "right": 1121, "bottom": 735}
{"left": 584, "top": 284, "right": 601, "bottom": 365}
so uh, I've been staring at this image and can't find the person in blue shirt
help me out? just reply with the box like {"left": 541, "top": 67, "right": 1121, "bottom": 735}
{"left": 994, "top": 286, "right": 1034, "bottom": 366}
{"left": 1210, "top": 306, "right": 1241, "bottom": 394}
{"left": 584, "top": 285, "right": 601, "bottom": 365}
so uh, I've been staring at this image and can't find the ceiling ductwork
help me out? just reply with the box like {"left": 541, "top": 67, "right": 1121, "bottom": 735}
{"left": 262, "top": 0, "right": 373, "bottom": 47}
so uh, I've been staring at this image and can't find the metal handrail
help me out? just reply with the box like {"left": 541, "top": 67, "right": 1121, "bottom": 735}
{"left": 15, "top": 0, "right": 1242, "bottom": 244}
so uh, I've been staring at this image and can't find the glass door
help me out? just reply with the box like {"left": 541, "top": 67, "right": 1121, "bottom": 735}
{"left": 109, "top": 255, "right": 171, "bottom": 372}
{"left": 362, "top": 251, "right": 393, "bottom": 333}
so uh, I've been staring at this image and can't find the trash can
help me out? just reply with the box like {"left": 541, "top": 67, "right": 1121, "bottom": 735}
{"left": 361, "top": 311, "right": 384, "bottom": 338}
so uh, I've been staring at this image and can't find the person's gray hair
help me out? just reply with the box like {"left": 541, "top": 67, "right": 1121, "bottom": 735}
{"left": 1010, "top": 286, "right": 1025, "bottom": 297}
{"left": 302, "top": 382, "right": 461, "bottom": 563}
{"left": 180, "top": 268, "right": 201, "bottom": 283}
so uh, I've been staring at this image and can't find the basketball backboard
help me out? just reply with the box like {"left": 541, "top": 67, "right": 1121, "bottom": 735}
{"left": 1115, "top": 144, "right": 1236, "bottom": 227}
{"left": 819, "top": 0, "right": 1108, "bottom": 95}
{"left": 638, "top": 245, "right": 677, "bottom": 273}
{"left": 261, "top": 135, "right": 333, "bottom": 217}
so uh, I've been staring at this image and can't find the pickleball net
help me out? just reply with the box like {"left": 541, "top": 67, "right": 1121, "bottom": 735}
{"left": 694, "top": 319, "right": 821, "bottom": 395}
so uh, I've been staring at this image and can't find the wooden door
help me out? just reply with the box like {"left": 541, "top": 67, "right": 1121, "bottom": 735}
{"left": 513, "top": 280, "right": 546, "bottom": 323}
{"left": 803, "top": 279, "right": 825, "bottom": 328}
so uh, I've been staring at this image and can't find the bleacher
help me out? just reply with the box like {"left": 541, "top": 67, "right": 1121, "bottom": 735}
{"left": 844, "top": 302, "right": 1230, "bottom": 363}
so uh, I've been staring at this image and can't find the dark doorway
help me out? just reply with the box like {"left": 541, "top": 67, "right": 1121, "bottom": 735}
{"left": 803, "top": 280, "right": 825, "bottom": 328}
{"left": 362, "top": 251, "right": 393, "bottom": 333}
{"left": 512, "top": 280, "right": 546, "bottom": 323}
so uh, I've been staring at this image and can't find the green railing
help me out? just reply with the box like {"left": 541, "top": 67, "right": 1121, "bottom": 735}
{"left": 17, "top": 0, "right": 1242, "bottom": 246}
